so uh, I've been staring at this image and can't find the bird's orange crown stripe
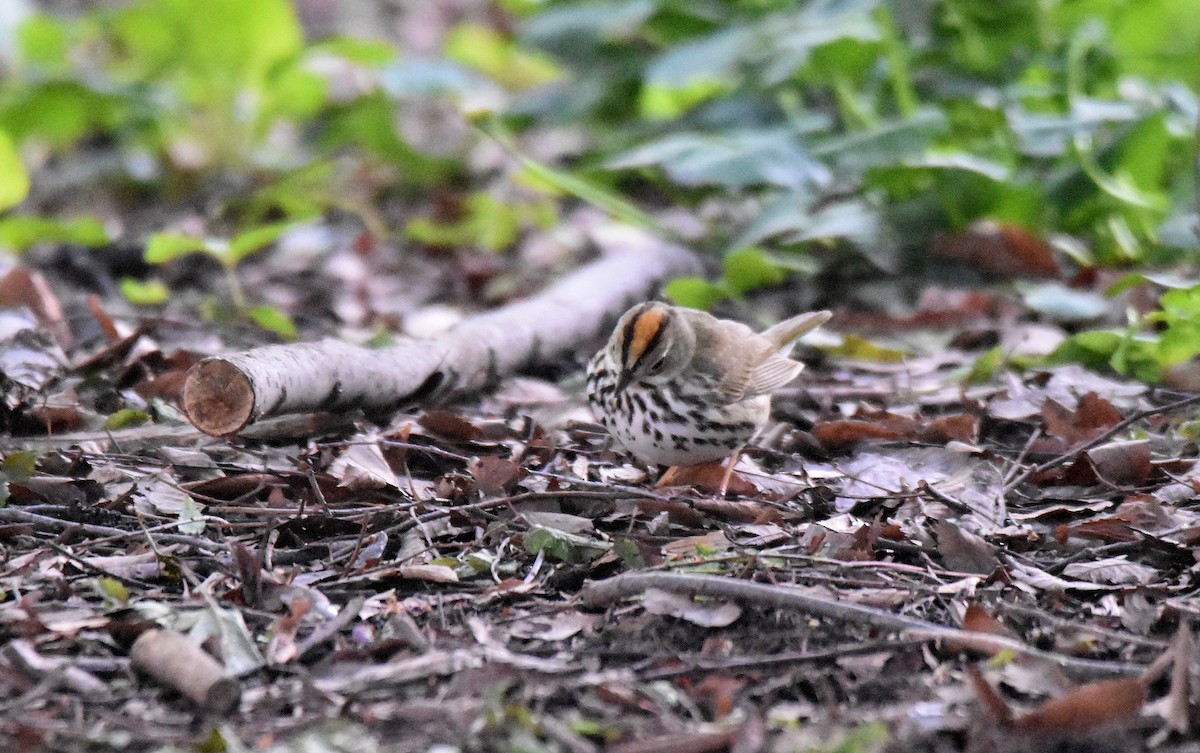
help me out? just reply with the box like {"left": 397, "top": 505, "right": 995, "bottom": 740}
{"left": 625, "top": 306, "right": 666, "bottom": 364}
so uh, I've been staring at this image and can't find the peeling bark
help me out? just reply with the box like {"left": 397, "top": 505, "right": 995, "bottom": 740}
{"left": 183, "top": 227, "right": 700, "bottom": 435}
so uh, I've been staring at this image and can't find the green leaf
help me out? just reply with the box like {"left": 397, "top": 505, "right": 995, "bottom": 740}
{"left": 119, "top": 277, "right": 170, "bottom": 306}
{"left": 105, "top": 408, "right": 152, "bottom": 429}
{"left": 406, "top": 193, "right": 523, "bottom": 252}
{"left": 3, "top": 450, "right": 39, "bottom": 481}
{"left": 17, "top": 14, "right": 71, "bottom": 69}
{"left": 523, "top": 526, "right": 607, "bottom": 564}
{"left": 823, "top": 334, "right": 910, "bottom": 362}
{"left": 809, "top": 108, "right": 946, "bottom": 171}
{"left": 109, "top": 0, "right": 304, "bottom": 106}
{"left": 321, "top": 91, "right": 452, "bottom": 181}
{"left": 0, "top": 82, "right": 124, "bottom": 147}
{"left": 612, "top": 539, "right": 647, "bottom": 569}
{"left": 723, "top": 247, "right": 786, "bottom": 295}
{"left": 311, "top": 36, "right": 397, "bottom": 66}
{"left": 1108, "top": 0, "right": 1200, "bottom": 86}
{"left": 964, "top": 346, "right": 1003, "bottom": 385}
{"left": 1049, "top": 329, "right": 1163, "bottom": 382}
{"left": 248, "top": 305, "right": 297, "bottom": 340}
{"left": 608, "top": 129, "right": 831, "bottom": 190}
{"left": 1073, "top": 133, "right": 1167, "bottom": 213}
{"left": 93, "top": 577, "right": 129, "bottom": 604}
{"left": 144, "top": 233, "right": 208, "bottom": 264}
{"left": 0, "top": 132, "right": 30, "bottom": 212}
{"left": 664, "top": 277, "right": 726, "bottom": 310}
{"left": 639, "top": 78, "right": 728, "bottom": 120}
{"left": 0, "top": 215, "right": 107, "bottom": 252}
{"left": 227, "top": 221, "right": 293, "bottom": 265}
{"left": 444, "top": 22, "right": 559, "bottom": 90}
{"left": 178, "top": 495, "right": 206, "bottom": 535}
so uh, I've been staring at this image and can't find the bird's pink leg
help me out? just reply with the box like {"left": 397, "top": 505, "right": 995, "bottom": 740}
{"left": 716, "top": 449, "right": 743, "bottom": 497}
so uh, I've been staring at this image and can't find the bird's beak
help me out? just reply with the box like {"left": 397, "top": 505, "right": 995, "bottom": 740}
{"left": 614, "top": 370, "right": 633, "bottom": 395}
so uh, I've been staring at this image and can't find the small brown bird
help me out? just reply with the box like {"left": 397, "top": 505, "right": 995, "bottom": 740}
{"left": 587, "top": 302, "right": 831, "bottom": 492}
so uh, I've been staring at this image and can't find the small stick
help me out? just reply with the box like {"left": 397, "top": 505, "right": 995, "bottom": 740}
{"left": 578, "top": 572, "right": 1145, "bottom": 679}
{"left": 130, "top": 629, "right": 241, "bottom": 715}
{"left": 1003, "top": 392, "right": 1200, "bottom": 495}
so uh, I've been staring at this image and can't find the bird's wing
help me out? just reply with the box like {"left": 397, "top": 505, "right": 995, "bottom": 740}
{"left": 744, "top": 354, "right": 806, "bottom": 397}
{"left": 760, "top": 310, "right": 832, "bottom": 349}
{"left": 714, "top": 341, "right": 805, "bottom": 403}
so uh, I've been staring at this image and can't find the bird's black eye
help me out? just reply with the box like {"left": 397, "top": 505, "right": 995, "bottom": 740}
{"left": 650, "top": 356, "right": 667, "bottom": 372}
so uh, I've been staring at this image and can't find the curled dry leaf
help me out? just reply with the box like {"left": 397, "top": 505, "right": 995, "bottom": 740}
{"left": 330, "top": 438, "right": 402, "bottom": 490}
{"left": 1041, "top": 392, "right": 1121, "bottom": 445}
{"left": 468, "top": 455, "right": 526, "bottom": 496}
{"left": 641, "top": 588, "right": 742, "bottom": 628}
{"left": 1061, "top": 557, "right": 1157, "bottom": 586}
{"left": 1015, "top": 677, "right": 1146, "bottom": 734}
{"left": 418, "top": 409, "right": 482, "bottom": 441}
{"left": 1085, "top": 440, "right": 1152, "bottom": 486}
{"left": 933, "top": 221, "right": 1060, "bottom": 279}
{"left": 399, "top": 564, "right": 459, "bottom": 583}
{"left": 934, "top": 521, "right": 999, "bottom": 575}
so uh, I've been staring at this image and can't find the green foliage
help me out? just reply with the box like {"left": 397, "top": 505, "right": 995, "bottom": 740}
{"left": 0, "top": 0, "right": 449, "bottom": 286}
{"left": 406, "top": 192, "right": 554, "bottom": 253}
{"left": 1049, "top": 283, "right": 1200, "bottom": 382}
{"left": 247, "top": 305, "right": 297, "bottom": 341}
{"left": 105, "top": 408, "right": 151, "bottom": 429}
{"left": 0, "top": 215, "right": 108, "bottom": 252}
{"left": 444, "top": 23, "right": 560, "bottom": 90}
{"left": 119, "top": 277, "right": 170, "bottom": 306}
{"left": 0, "top": 131, "right": 29, "bottom": 211}
{"left": 511, "top": 0, "right": 1196, "bottom": 292}
{"left": 144, "top": 223, "right": 298, "bottom": 336}
{"left": 2, "top": 0, "right": 1197, "bottom": 387}
{"left": 666, "top": 247, "right": 788, "bottom": 309}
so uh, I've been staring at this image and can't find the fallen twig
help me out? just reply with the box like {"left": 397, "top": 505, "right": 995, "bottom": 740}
{"left": 578, "top": 572, "right": 1146, "bottom": 679}
{"left": 183, "top": 227, "right": 699, "bottom": 435}
{"left": 1003, "top": 392, "right": 1200, "bottom": 495}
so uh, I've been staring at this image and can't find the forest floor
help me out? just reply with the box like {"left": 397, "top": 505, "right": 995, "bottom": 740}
{"left": 2, "top": 223, "right": 1200, "bottom": 753}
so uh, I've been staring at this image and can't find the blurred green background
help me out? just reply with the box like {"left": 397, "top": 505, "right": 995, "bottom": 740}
{"left": 1, "top": 0, "right": 1198, "bottom": 375}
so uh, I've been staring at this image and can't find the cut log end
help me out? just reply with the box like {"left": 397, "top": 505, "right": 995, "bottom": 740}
{"left": 130, "top": 629, "right": 242, "bottom": 715}
{"left": 183, "top": 358, "right": 256, "bottom": 436}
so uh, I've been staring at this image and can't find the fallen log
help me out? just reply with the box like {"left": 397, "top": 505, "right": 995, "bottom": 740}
{"left": 182, "top": 225, "right": 700, "bottom": 435}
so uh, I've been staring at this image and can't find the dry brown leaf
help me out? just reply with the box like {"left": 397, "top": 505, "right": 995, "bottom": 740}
{"left": 1041, "top": 392, "right": 1121, "bottom": 444}
{"left": 1059, "top": 517, "right": 1140, "bottom": 544}
{"left": 933, "top": 221, "right": 1060, "bottom": 279}
{"left": 1086, "top": 440, "right": 1152, "bottom": 486}
{"left": 1015, "top": 678, "right": 1146, "bottom": 733}
{"left": 641, "top": 588, "right": 742, "bottom": 628}
{"left": 468, "top": 456, "right": 526, "bottom": 496}
{"left": 662, "top": 461, "right": 757, "bottom": 496}
{"left": 935, "top": 521, "right": 999, "bottom": 575}
{"left": 418, "top": 409, "right": 482, "bottom": 441}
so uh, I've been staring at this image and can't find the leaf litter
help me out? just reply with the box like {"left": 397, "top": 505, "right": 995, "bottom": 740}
{"left": 3, "top": 242, "right": 1200, "bottom": 753}
{"left": 4, "top": 264, "right": 1195, "bottom": 753}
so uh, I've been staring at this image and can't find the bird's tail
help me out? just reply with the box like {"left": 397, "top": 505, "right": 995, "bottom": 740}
{"left": 761, "top": 310, "right": 832, "bottom": 350}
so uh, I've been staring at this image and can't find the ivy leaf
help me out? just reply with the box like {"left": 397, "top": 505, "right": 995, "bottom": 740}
{"left": 665, "top": 277, "right": 726, "bottom": 310}
{"left": 249, "top": 304, "right": 297, "bottom": 340}
{"left": 227, "top": 221, "right": 293, "bottom": 266}
{"left": 723, "top": 247, "right": 786, "bottom": 295}
{"left": 119, "top": 277, "right": 170, "bottom": 305}
{"left": 145, "top": 233, "right": 208, "bottom": 264}
{"left": 0, "top": 131, "right": 30, "bottom": 211}
{"left": 0, "top": 215, "right": 107, "bottom": 252}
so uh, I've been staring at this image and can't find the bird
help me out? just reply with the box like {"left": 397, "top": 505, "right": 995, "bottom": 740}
{"left": 586, "top": 301, "right": 831, "bottom": 493}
